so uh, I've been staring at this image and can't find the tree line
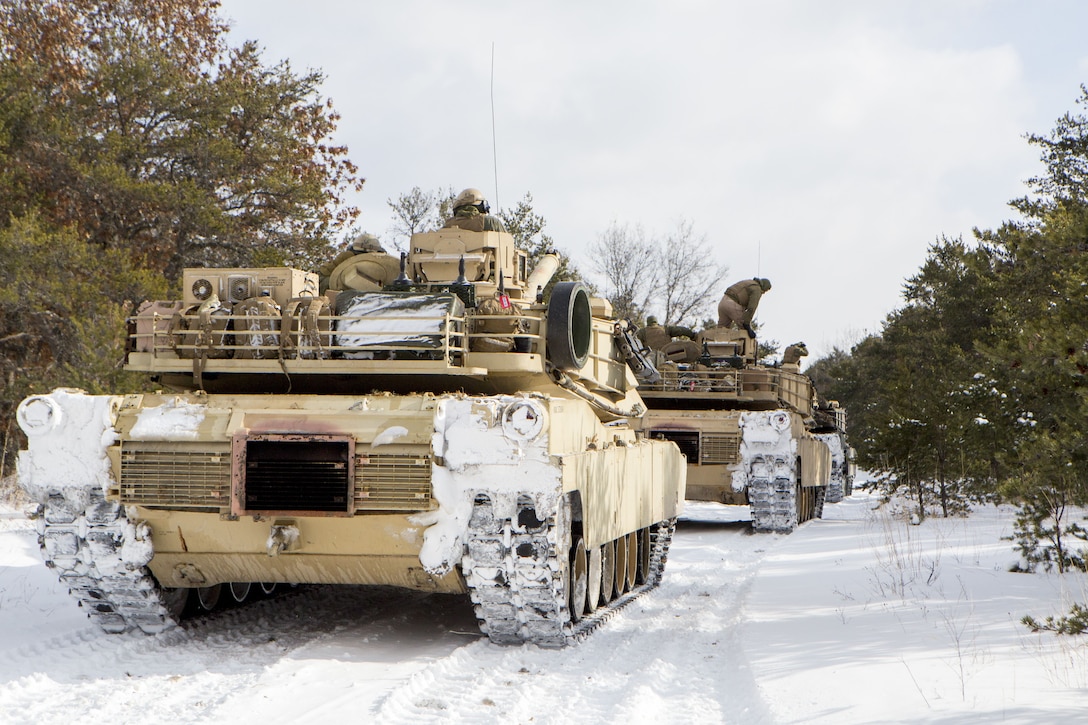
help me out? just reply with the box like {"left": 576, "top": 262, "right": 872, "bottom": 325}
{"left": 0, "top": 0, "right": 359, "bottom": 477}
{"left": 807, "top": 86, "right": 1088, "bottom": 592}
{"left": 387, "top": 187, "right": 729, "bottom": 328}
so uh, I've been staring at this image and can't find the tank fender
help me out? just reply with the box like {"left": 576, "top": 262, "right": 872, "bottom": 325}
{"left": 15, "top": 389, "right": 121, "bottom": 506}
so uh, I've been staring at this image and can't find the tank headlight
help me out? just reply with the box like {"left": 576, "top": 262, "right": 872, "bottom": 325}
{"left": 17, "top": 396, "right": 63, "bottom": 436}
{"left": 769, "top": 411, "right": 792, "bottom": 431}
{"left": 501, "top": 399, "right": 546, "bottom": 441}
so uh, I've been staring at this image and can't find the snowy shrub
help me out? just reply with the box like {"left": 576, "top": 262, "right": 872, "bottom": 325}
{"left": 1022, "top": 603, "right": 1088, "bottom": 635}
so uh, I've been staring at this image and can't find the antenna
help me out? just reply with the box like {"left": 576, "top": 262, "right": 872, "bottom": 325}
{"left": 490, "top": 43, "right": 499, "bottom": 209}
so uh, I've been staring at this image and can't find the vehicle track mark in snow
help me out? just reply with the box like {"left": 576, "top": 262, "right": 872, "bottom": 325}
{"left": 373, "top": 504, "right": 778, "bottom": 724}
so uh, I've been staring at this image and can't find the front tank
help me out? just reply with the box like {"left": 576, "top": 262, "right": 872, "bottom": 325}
{"left": 16, "top": 227, "right": 685, "bottom": 645}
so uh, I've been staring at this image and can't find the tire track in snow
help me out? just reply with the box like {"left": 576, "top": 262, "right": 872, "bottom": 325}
{"left": 373, "top": 506, "right": 779, "bottom": 724}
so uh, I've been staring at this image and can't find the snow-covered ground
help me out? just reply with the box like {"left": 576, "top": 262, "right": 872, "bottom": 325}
{"left": 1, "top": 489, "right": 1086, "bottom": 724}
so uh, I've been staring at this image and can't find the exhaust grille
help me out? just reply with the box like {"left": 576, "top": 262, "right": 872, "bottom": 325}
{"left": 117, "top": 443, "right": 230, "bottom": 509}
{"left": 649, "top": 430, "right": 740, "bottom": 465}
{"left": 115, "top": 438, "right": 435, "bottom": 515}
{"left": 240, "top": 437, "right": 353, "bottom": 514}
{"left": 700, "top": 433, "right": 741, "bottom": 465}
{"left": 355, "top": 453, "right": 433, "bottom": 511}
{"left": 651, "top": 430, "right": 699, "bottom": 463}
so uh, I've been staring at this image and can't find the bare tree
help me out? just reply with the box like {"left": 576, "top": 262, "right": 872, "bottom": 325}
{"left": 657, "top": 218, "right": 728, "bottom": 328}
{"left": 589, "top": 221, "right": 660, "bottom": 322}
{"left": 386, "top": 187, "right": 439, "bottom": 252}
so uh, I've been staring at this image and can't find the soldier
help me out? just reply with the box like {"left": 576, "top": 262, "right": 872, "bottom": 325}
{"left": 317, "top": 233, "right": 398, "bottom": 294}
{"left": 442, "top": 187, "right": 507, "bottom": 233}
{"left": 717, "top": 277, "right": 772, "bottom": 337}
{"left": 637, "top": 316, "right": 696, "bottom": 351}
{"left": 781, "top": 341, "right": 808, "bottom": 370}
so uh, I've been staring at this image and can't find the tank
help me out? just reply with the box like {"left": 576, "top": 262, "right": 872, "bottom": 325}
{"left": 633, "top": 326, "right": 847, "bottom": 532}
{"left": 811, "top": 399, "right": 856, "bottom": 503}
{"left": 14, "top": 226, "right": 686, "bottom": 646}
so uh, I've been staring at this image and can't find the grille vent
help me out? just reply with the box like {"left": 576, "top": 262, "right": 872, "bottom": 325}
{"left": 355, "top": 454, "right": 433, "bottom": 510}
{"left": 700, "top": 433, "right": 741, "bottom": 465}
{"left": 241, "top": 438, "right": 352, "bottom": 514}
{"left": 651, "top": 430, "right": 699, "bottom": 462}
{"left": 117, "top": 443, "right": 230, "bottom": 509}
{"left": 649, "top": 430, "right": 741, "bottom": 465}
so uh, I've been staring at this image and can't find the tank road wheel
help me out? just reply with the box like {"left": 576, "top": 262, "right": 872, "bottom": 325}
{"left": 599, "top": 540, "right": 615, "bottom": 606}
{"left": 195, "top": 584, "right": 222, "bottom": 612}
{"left": 228, "top": 582, "right": 252, "bottom": 604}
{"left": 636, "top": 527, "right": 651, "bottom": 584}
{"left": 161, "top": 587, "right": 189, "bottom": 620}
{"left": 625, "top": 531, "right": 638, "bottom": 591}
{"left": 586, "top": 543, "right": 602, "bottom": 613}
{"left": 613, "top": 535, "right": 628, "bottom": 598}
{"left": 569, "top": 537, "right": 588, "bottom": 623}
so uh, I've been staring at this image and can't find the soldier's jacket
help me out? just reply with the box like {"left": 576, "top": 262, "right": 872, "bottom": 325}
{"left": 724, "top": 279, "right": 765, "bottom": 323}
{"left": 442, "top": 206, "right": 507, "bottom": 233}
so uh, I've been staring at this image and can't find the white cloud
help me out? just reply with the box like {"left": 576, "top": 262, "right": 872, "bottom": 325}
{"left": 221, "top": 0, "right": 1087, "bottom": 358}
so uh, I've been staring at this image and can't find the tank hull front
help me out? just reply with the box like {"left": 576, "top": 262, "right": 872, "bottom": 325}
{"left": 17, "top": 389, "right": 685, "bottom": 638}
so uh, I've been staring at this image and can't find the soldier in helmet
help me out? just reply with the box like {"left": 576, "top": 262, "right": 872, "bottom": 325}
{"left": 717, "top": 277, "right": 772, "bottom": 338}
{"left": 317, "top": 233, "right": 397, "bottom": 294}
{"left": 637, "top": 315, "right": 696, "bottom": 351}
{"left": 442, "top": 187, "right": 507, "bottom": 233}
{"left": 781, "top": 341, "right": 808, "bottom": 371}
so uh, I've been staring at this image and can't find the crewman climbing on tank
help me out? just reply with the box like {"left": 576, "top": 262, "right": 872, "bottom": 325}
{"left": 442, "top": 187, "right": 507, "bottom": 233}
{"left": 637, "top": 316, "right": 696, "bottom": 351}
{"left": 717, "top": 277, "right": 772, "bottom": 338}
{"left": 316, "top": 233, "right": 398, "bottom": 294}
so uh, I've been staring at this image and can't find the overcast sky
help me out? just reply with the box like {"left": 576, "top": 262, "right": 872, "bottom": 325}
{"left": 220, "top": 0, "right": 1088, "bottom": 360}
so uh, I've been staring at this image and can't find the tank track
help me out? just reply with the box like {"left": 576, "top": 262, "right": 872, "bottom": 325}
{"left": 749, "top": 476, "right": 827, "bottom": 533}
{"left": 749, "top": 476, "right": 799, "bottom": 533}
{"left": 462, "top": 494, "right": 675, "bottom": 647}
{"left": 825, "top": 474, "right": 845, "bottom": 504}
{"left": 34, "top": 487, "right": 181, "bottom": 635}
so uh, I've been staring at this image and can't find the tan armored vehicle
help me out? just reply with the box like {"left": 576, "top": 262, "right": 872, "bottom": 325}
{"left": 812, "top": 399, "right": 856, "bottom": 503}
{"left": 634, "top": 327, "right": 842, "bottom": 532}
{"left": 15, "top": 227, "right": 686, "bottom": 646}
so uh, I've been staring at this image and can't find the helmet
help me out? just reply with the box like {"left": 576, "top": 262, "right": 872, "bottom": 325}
{"left": 453, "top": 187, "right": 489, "bottom": 213}
{"left": 757, "top": 278, "right": 772, "bottom": 292}
{"left": 646, "top": 316, "right": 658, "bottom": 326}
{"left": 350, "top": 233, "right": 383, "bottom": 253}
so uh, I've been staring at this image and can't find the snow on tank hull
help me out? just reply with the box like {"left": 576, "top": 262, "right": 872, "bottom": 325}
{"left": 15, "top": 228, "right": 686, "bottom": 644}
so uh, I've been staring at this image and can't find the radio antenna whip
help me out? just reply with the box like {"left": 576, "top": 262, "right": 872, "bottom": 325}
{"left": 491, "top": 42, "right": 500, "bottom": 210}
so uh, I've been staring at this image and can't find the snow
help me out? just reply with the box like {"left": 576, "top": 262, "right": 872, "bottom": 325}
{"left": 1, "top": 482, "right": 1086, "bottom": 724}
{"left": 732, "top": 411, "right": 796, "bottom": 492}
{"left": 414, "top": 396, "right": 556, "bottom": 575}
{"left": 128, "top": 398, "right": 207, "bottom": 440}
{"left": 15, "top": 390, "right": 118, "bottom": 503}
